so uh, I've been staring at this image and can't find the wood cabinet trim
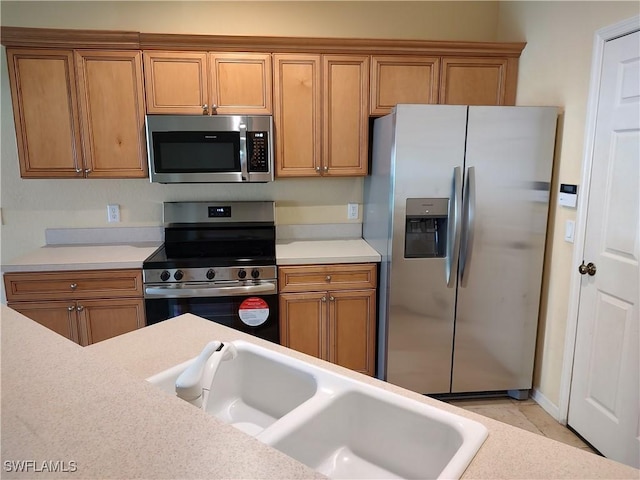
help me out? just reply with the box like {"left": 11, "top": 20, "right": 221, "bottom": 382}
{"left": 1, "top": 27, "right": 140, "bottom": 50}
{"left": 1, "top": 27, "right": 525, "bottom": 58}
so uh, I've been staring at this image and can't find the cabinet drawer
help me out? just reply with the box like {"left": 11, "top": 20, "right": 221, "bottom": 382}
{"left": 278, "top": 264, "right": 376, "bottom": 293}
{"left": 4, "top": 269, "right": 143, "bottom": 302}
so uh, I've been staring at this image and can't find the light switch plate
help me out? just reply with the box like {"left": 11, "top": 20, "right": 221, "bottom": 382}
{"left": 564, "top": 220, "right": 575, "bottom": 243}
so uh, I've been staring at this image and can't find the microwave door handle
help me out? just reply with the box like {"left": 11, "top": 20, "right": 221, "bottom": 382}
{"left": 239, "top": 121, "right": 248, "bottom": 181}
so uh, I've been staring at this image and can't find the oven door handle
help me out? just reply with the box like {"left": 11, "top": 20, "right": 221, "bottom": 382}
{"left": 144, "top": 282, "right": 277, "bottom": 298}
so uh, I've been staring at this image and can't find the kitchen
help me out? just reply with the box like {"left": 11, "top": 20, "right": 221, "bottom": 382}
{"left": 1, "top": 1, "right": 639, "bottom": 478}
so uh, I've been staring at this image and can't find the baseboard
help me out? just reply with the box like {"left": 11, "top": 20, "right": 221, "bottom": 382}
{"left": 531, "top": 388, "right": 563, "bottom": 424}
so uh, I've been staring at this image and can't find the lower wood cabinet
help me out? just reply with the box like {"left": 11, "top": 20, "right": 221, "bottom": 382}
{"left": 278, "top": 264, "right": 377, "bottom": 376}
{"left": 4, "top": 269, "right": 145, "bottom": 346}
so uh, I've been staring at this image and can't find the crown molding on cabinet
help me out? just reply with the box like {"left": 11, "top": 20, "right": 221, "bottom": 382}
{"left": 0, "top": 27, "right": 140, "bottom": 50}
{"left": 1, "top": 26, "right": 525, "bottom": 57}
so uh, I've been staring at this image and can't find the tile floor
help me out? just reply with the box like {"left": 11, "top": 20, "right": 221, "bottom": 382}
{"left": 445, "top": 396, "right": 600, "bottom": 455}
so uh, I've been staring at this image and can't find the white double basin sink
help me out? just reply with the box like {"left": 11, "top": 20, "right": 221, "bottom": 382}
{"left": 146, "top": 340, "right": 488, "bottom": 480}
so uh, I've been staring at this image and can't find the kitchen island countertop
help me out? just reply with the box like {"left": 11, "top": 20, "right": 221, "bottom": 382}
{"left": 2, "top": 305, "right": 638, "bottom": 480}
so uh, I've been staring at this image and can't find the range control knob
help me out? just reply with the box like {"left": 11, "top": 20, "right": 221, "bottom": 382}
{"left": 251, "top": 269, "right": 260, "bottom": 279}
{"left": 237, "top": 269, "right": 247, "bottom": 279}
{"left": 160, "top": 270, "right": 170, "bottom": 282}
{"left": 174, "top": 270, "right": 184, "bottom": 281}
{"left": 206, "top": 269, "right": 215, "bottom": 280}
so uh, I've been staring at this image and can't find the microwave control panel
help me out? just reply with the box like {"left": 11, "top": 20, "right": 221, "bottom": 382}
{"left": 247, "top": 132, "right": 270, "bottom": 172}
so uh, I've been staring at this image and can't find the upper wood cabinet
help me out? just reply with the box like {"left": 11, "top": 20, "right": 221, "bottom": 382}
{"left": 75, "top": 50, "right": 147, "bottom": 178}
{"left": 273, "top": 54, "right": 322, "bottom": 177}
{"left": 274, "top": 54, "right": 369, "bottom": 177}
{"left": 440, "top": 57, "right": 515, "bottom": 106}
{"left": 143, "top": 51, "right": 272, "bottom": 115}
{"left": 323, "top": 55, "right": 369, "bottom": 176}
{"left": 6, "top": 49, "right": 83, "bottom": 178}
{"left": 370, "top": 56, "right": 440, "bottom": 115}
{"left": 6, "top": 48, "right": 147, "bottom": 179}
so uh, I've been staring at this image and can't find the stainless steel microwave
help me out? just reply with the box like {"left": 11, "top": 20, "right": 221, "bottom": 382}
{"left": 145, "top": 115, "right": 274, "bottom": 183}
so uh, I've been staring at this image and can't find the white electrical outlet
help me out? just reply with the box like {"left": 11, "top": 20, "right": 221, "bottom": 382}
{"left": 347, "top": 203, "right": 359, "bottom": 220}
{"left": 107, "top": 204, "right": 120, "bottom": 223}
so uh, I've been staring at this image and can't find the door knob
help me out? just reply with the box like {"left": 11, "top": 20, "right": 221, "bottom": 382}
{"left": 578, "top": 261, "right": 597, "bottom": 276}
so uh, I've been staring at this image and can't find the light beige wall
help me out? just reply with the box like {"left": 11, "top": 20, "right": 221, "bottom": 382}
{"left": 0, "top": 1, "right": 499, "bottom": 263}
{"left": 496, "top": 1, "right": 639, "bottom": 409}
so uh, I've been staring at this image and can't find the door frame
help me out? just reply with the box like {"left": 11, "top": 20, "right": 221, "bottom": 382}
{"left": 558, "top": 14, "right": 640, "bottom": 424}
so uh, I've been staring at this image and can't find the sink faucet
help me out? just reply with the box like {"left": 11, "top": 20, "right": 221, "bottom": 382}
{"left": 175, "top": 340, "right": 237, "bottom": 407}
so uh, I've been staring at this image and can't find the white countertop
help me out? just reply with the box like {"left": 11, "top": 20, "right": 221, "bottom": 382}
{"left": 2, "top": 239, "right": 381, "bottom": 273}
{"left": 1, "top": 243, "right": 161, "bottom": 272}
{"left": 2, "top": 305, "right": 637, "bottom": 480}
{"left": 276, "top": 239, "right": 380, "bottom": 264}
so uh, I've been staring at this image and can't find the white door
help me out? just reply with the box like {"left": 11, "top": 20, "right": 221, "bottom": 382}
{"left": 568, "top": 29, "right": 639, "bottom": 468}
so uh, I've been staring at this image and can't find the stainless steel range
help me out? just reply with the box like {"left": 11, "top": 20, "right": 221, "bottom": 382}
{"left": 143, "top": 201, "right": 278, "bottom": 343}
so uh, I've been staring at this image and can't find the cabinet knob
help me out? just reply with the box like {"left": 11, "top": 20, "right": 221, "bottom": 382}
{"left": 70, "top": 283, "right": 77, "bottom": 290}
{"left": 76, "top": 305, "right": 84, "bottom": 312}
{"left": 211, "top": 104, "right": 218, "bottom": 115}
{"left": 75, "top": 168, "right": 83, "bottom": 174}
{"left": 315, "top": 166, "right": 321, "bottom": 173}
{"left": 202, "top": 104, "right": 208, "bottom": 115}
{"left": 84, "top": 168, "right": 91, "bottom": 175}
{"left": 67, "top": 305, "right": 75, "bottom": 312}
{"left": 329, "top": 296, "right": 335, "bottom": 302}
{"left": 323, "top": 166, "right": 329, "bottom": 173}
{"left": 325, "top": 275, "right": 331, "bottom": 282}
{"left": 321, "top": 296, "right": 327, "bottom": 302}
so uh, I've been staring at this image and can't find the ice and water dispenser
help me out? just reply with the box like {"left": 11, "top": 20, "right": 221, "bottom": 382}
{"left": 404, "top": 198, "right": 448, "bottom": 258}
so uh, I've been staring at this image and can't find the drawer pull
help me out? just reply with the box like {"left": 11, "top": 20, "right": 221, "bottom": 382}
{"left": 325, "top": 275, "right": 331, "bottom": 282}
{"left": 70, "top": 283, "right": 78, "bottom": 290}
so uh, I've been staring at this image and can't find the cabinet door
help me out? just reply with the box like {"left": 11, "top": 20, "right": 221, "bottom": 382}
{"left": 370, "top": 56, "right": 440, "bottom": 115}
{"left": 143, "top": 51, "right": 208, "bottom": 114}
{"left": 279, "top": 292, "right": 327, "bottom": 359}
{"left": 77, "top": 298, "right": 145, "bottom": 346}
{"left": 323, "top": 55, "right": 369, "bottom": 176}
{"left": 75, "top": 50, "right": 147, "bottom": 178}
{"left": 328, "top": 289, "right": 376, "bottom": 376}
{"left": 273, "top": 54, "right": 322, "bottom": 177}
{"left": 6, "top": 49, "right": 83, "bottom": 178}
{"left": 8, "top": 301, "right": 80, "bottom": 343}
{"left": 440, "top": 57, "right": 514, "bottom": 106}
{"left": 210, "top": 53, "right": 272, "bottom": 114}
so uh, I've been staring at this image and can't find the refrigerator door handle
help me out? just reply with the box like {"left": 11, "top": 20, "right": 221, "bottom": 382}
{"left": 459, "top": 166, "right": 476, "bottom": 287}
{"left": 446, "top": 166, "right": 463, "bottom": 287}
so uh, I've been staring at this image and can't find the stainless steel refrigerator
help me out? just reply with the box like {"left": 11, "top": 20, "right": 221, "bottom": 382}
{"left": 363, "top": 104, "right": 557, "bottom": 398}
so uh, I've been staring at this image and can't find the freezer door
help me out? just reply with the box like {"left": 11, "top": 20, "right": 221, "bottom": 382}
{"left": 451, "top": 106, "right": 557, "bottom": 393}
{"left": 385, "top": 104, "right": 467, "bottom": 394}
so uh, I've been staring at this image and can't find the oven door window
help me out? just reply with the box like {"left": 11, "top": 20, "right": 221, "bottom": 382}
{"left": 152, "top": 131, "right": 240, "bottom": 173}
{"left": 145, "top": 294, "right": 279, "bottom": 344}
